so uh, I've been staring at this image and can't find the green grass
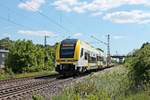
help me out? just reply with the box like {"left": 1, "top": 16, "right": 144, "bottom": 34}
{"left": 15, "top": 70, "right": 57, "bottom": 78}
{"left": 130, "top": 91, "right": 149, "bottom": 100}
{"left": 0, "top": 69, "right": 14, "bottom": 80}
{"left": 52, "top": 66, "right": 149, "bottom": 100}
{"left": 30, "top": 65, "right": 149, "bottom": 100}
{"left": 32, "top": 94, "right": 45, "bottom": 100}
{"left": 119, "top": 90, "right": 150, "bottom": 100}
{"left": 0, "top": 68, "right": 57, "bottom": 80}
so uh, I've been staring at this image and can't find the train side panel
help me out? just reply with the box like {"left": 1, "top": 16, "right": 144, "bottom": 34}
{"left": 55, "top": 39, "right": 106, "bottom": 75}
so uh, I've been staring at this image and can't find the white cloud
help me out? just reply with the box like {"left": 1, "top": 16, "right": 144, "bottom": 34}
{"left": 52, "top": 0, "right": 87, "bottom": 13}
{"left": 52, "top": 0, "right": 150, "bottom": 15}
{"left": 74, "top": 33, "right": 82, "bottom": 37}
{"left": 91, "top": 12, "right": 102, "bottom": 16}
{"left": 18, "top": 30, "right": 56, "bottom": 37}
{"left": 113, "top": 35, "right": 125, "bottom": 39}
{"left": 73, "top": 6, "right": 86, "bottom": 13}
{"left": 103, "top": 10, "right": 150, "bottom": 24}
{"left": 18, "top": 0, "right": 46, "bottom": 12}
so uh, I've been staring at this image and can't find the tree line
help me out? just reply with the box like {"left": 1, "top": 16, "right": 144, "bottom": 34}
{"left": 124, "top": 42, "right": 150, "bottom": 88}
{"left": 0, "top": 37, "right": 55, "bottom": 73}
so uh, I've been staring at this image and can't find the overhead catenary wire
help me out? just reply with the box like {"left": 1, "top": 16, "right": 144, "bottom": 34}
{"left": 0, "top": 3, "right": 39, "bottom": 30}
{"left": 60, "top": 14, "right": 81, "bottom": 33}
{"left": 0, "top": 3, "right": 68, "bottom": 48}
{"left": 19, "top": 0, "right": 72, "bottom": 34}
{"left": 0, "top": 16, "right": 32, "bottom": 30}
{"left": 0, "top": 0, "right": 84, "bottom": 42}
{"left": 91, "top": 35, "right": 111, "bottom": 67}
{"left": 0, "top": 3, "right": 64, "bottom": 35}
{"left": 91, "top": 35, "right": 108, "bottom": 45}
{"left": 0, "top": 3, "right": 27, "bottom": 19}
{"left": 1, "top": 0, "right": 91, "bottom": 39}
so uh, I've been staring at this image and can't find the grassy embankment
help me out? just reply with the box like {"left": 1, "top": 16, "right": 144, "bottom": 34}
{"left": 1, "top": 65, "right": 148, "bottom": 100}
{"left": 51, "top": 66, "right": 149, "bottom": 100}
{"left": 0, "top": 69, "right": 57, "bottom": 80}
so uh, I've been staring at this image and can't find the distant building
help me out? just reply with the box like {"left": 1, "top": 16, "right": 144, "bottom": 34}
{"left": 0, "top": 49, "right": 9, "bottom": 68}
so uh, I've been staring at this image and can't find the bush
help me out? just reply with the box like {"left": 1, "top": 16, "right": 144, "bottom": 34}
{"left": 5, "top": 40, "right": 54, "bottom": 73}
{"left": 0, "top": 68, "right": 14, "bottom": 80}
{"left": 125, "top": 43, "right": 150, "bottom": 87}
{"left": 52, "top": 66, "right": 131, "bottom": 100}
{"left": 118, "top": 87, "right": 150, "bottom": 100}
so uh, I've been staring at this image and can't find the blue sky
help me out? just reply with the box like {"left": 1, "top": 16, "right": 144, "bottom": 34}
{"left": 0, "top": 0, "right": 150, "bottom": 55}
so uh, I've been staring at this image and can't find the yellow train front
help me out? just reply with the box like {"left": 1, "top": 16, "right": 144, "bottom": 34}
{"left": 55, "top": 39, "right": 105, "bottom": 75}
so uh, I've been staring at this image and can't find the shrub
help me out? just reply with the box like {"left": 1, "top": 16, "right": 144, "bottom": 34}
{"left": 5, "top": 40, "right": 54, "bottom": 73}
{"left": 53, "top": 66, "right": 131, "bottom": 100}
{"left": 125, "top": 43, "right": 150, "bottom": 87}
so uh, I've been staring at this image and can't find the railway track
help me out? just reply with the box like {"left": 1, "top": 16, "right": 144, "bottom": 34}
{"left": 0, "top": 66, "right": 114, "bottom": 100}
{"left": 0, "top": 74, "right": 59, "bottom": 90}
{"left": 0, "top": 78, "right": 55, "bottom": 96}
{"left": 0, "top": 74, "right": 60, "bottom": 100}
{"left": 0, "top": 76, "right": 73, "bottom": 100}
{"left": 0, "top": 73, "right": 89, "bottom": 100}
{"left": 0, "top": 65, "right": 113, "bottom": 85}
{"left": 0, "top": 73, "right": 58, "bottom": 85}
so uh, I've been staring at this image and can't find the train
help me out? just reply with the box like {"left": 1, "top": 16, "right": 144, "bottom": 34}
{"left": 55, "top": 39, "right": 106, "bottom": 75}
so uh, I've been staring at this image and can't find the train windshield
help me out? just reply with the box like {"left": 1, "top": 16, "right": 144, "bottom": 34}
{"left": 60, "top": 39, "right": 77, "bottom": 58}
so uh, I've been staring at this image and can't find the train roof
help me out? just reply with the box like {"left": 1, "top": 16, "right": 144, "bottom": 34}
{"left": 61, "top": 39, "right": 103, "bottom": 53}
{"left": 80, "top": 40, "right": 103, "bottom": 53}
{"left": 61, "top": 39, "right": 78, "bottom": 44}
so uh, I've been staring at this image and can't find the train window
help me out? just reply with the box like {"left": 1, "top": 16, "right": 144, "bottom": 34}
{"left": 101, "top": 57, "right": 104, "bottom": 61}
{"left": 97, "top": 56, "right": 99, "bottom": 61}
{"left": 97, "top": 56, "right": 100, "bottom": 61}
{"left": 85, "top": 52, "right": 88, "bottom": 60}
{"left": 88, "top": 55, "right": 91, "bottom": 62}
{"left": 60, "top": 46, "right": 75, "bottom": 58}
{"left": 80, "top": 48, "right": 84, "bottom": 57}
{"left": 89, "top": 56, "right": 96, "bottom": 63}
{"left": 60, "top": 39, "right": 77, "bottom": 58}
{"left": 97, "top": 56, "right": 103, "bottom": 61}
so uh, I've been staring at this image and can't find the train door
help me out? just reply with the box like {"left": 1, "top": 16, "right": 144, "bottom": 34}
{"left": 78, "top": 48, "right": 86, "bottom": 66}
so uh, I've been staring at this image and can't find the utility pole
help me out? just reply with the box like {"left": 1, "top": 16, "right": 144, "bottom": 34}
{"left": 44, "top": 35, "right": 49, "bottom": 67}
{"left": 44, "top": 35, "right": 50, "bottom": 48}
{"left": 107, "top": 34, "right": 111, "bottom": 67}
{"left": 44, "top": 35, "right": 46, "bottom": 47}
{"left": 91, "top": 34, "right": 111, "bottom": 67}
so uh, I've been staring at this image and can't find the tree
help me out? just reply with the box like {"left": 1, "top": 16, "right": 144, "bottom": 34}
{"left": 6, "top": 40, "right": 55, "bottom": 73}
{"left": 0, "top": 37, "right": 13, "bottom": 50}
{"left": 125, "top": 43, "right": 150, "bottom": 87}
